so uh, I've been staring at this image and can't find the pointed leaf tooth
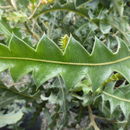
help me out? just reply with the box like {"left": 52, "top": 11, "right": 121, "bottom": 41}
{"left": 124, "top": 103, "right": 130, "bottom": 118}
{"left": 10, "top": 62, "right": 33, "bottom": 81}
{"left": 120, "top": 102, "right": 126, "bottom": 117}
{"left": 9, "top": 35, "right": 36, "bottom": 58}
{"left": 63, "top": 37, "right": 90, "bottom": 63}
{"left": 90, "top": 37, "right": 113, "bottom": 63}
{"left": 33, "top": 64, "right": 62, "bottom": 87}
{"left": 88, "top": 66, "right": 112, "bottom": 91}
{"left": 110, "top": 99, "right": 118, "bottom": 114}
{"left": 0, "top": 44, "right": 10, "bottom": 56}
{"left": 116, "top": 37, "right": 129, "bottom": 57}
{"left": 0, "top": 63, "right": 10, "bottom": 72}
{"left": 103, "top": 85, "right": 130, "bottom": 118}
{"left": 103, "top": 85, "right": 119, "bottom": 114}
{"left": 61, "top": 66, "right": 87, "bottom": 89}
{"left": 0, "top": 44, "right": 11, "bottom": 72}
{"left": 36, "top": 35, "right": 63, "bottom": 61}
{"left": 112, "top": 62, "right": 130, "bottom": 83}
{"left": 118, "top": 87, "right": 130, "bottom": 118}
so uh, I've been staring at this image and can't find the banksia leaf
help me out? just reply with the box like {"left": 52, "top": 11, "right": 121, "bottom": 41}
{"left": 102, "top": 84, "right": 130, "bottom": 118}
{"left": 0, "top": 34, "right": 130, "bottom": 91}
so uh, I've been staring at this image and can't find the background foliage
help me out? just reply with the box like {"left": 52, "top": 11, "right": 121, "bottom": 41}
{"left": 0, "top": 0, "right": 130, "bottom": 130}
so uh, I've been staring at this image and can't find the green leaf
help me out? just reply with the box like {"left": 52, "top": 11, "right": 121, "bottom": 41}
{"left": 0, "top": 19, "right": 12, "bottom": 38}
{"left": 0, "top": 32, "right": 130, "bottom": 91}
{"left": 112, "top": 0, "right": 124, "bottom": 16}
{"left": 6, "top": 11, "right": 27, "bottom": 23}
{"left": 102, "top": 84, "right": 130, "bottom": 118}
{"left": 100, "top": 20, "right": 111, "bottom": 34}
{"left": 0, "top": 84, "right": 36, "bottom": 106}
{"left": 33, "top": 2, "right": 89, "bottom": 19}
{"left": 0, "top": 110, "right": 23, "bottom": 127}
{"left": 108, "top": 16, "right": 130, "bottom": 44}
{"left": 0, "top": 19, "right": 22, "bottom": 39}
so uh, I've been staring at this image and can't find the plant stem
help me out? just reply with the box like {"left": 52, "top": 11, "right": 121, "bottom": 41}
{"left": 0, "top": 85, "right": 34, "bottom": 100}
{"left": 94, "top": 115, "right": 127, "bottom": 124}
{"left": 24, "top": 22, "right": 39, "bottom": 40}
{"left": 0, "top": 5, "right": 11, "bottom": 9}
{"left": 10, "top": 0, "right": 17, "bottom": 10}
{"left": 88, "top": 105, "right": 100, "bottom": 130}
{"left": 28, "top": 0, "right": 42, "bottom": 20}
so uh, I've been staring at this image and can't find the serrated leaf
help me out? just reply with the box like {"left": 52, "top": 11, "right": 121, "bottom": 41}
{"left": 0, "top": 30, "right": 130, "bottom": 91}
{"left": 0, "top": 84, "right": 35, "bottom": 107}
{"left": 0, "top": 110, "right": 23, "bottom": 127}
{"left": 102, "top": 84, "right": 130, "bottom": 118}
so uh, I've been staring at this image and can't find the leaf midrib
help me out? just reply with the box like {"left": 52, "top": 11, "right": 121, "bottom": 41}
{"left": 103, "top": 91, "right": 130, "bottom": 103}
{"left": 0, "top": 56, "right": 130, "bottom": 66}
{"left": 34, "top": 8, "right": 88, "bottom": 19}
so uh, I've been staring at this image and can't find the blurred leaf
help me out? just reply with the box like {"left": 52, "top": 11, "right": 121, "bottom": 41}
{"left": 0, "top": 19, "right": 12, "bottom": 38}
{"left": 100, "top": 19, "right": 111, "bottom": 34}
{"left": 0, "top": 110, "right": 23, "bottom": 127}
{"left": 6, "top": 11, "right": 27, "bottom": 23}
{"left": 112, "top": 0, "right": 124, "bottom": 16}
{"left": 10, "top": 0, "right": 17, "bottom": 9}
